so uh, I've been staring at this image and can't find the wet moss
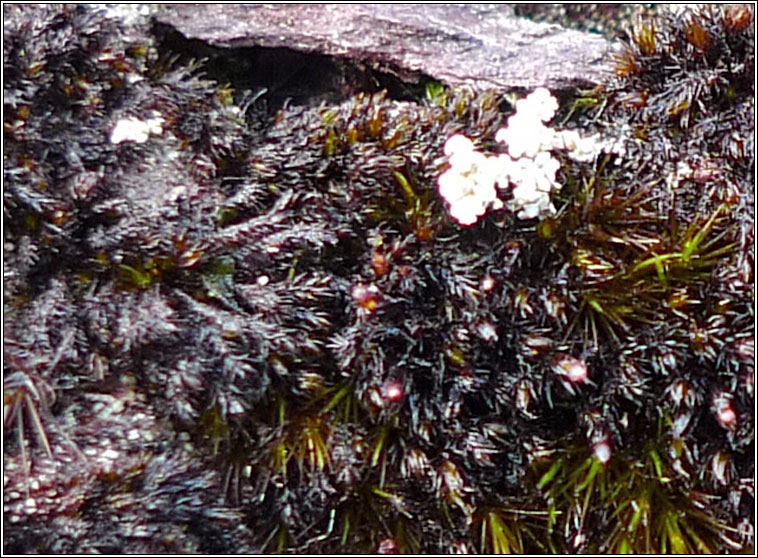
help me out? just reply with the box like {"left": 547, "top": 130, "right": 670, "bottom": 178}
{"left": 3, "top": 4, "right": 753, "bottom": 554}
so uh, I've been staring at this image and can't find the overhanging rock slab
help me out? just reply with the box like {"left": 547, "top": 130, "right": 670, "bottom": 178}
{"left": 153, "top": 4, "right": 615, "bottom": 92}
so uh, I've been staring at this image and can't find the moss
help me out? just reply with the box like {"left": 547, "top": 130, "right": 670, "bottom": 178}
{"left": 534, "top": 427, "right": 739, "bottom": 553}
{"left": 3, "top": 4, "right": 753, "bottom": 554}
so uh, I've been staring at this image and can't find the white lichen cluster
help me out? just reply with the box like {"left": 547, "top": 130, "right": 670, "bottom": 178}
{"left": 436, "top": 134, "right": 504, "bottom": 226}
{"left": 437, "top": 88, "right": 621, "bottom": 225}
{"left": 110, "top": 114, "right": 165, "bottom": 144}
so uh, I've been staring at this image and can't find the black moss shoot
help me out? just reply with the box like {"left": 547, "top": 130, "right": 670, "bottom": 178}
{"left": 3, "top": 4, "right": 754, "bottom": 554}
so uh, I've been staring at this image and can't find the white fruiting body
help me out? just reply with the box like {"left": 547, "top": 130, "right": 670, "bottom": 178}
{"left": 438, "top": 88, "right": 619, "bottom": 224}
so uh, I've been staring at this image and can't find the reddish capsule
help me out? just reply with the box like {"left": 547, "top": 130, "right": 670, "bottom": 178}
{"left": 377, "top": 538, "right": 399, "bottom": 554}
{"left": 351, "top": 283, "right": 381, "bottom": 314}
{"left": 552, "top": 354, "right": 591, "bottom": 395}
{"left": 479, "top": 274, "right": 496, "bottom": 293}
{"left": 554, "top": 354, "right": 589, "bottom": 384}
{"left": 368, "top": 380, "right": 404, "bottom": 409}
{"left": 382, "top": 380, "right": 404, "bottom": 403}
{"left": 591, "top": 433, "right": 612, "bottom": 465}
{"left": 712, "top": 392, "right": 737, "bottom": 429}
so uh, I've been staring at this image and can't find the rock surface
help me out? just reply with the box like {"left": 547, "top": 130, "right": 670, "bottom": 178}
{"left": 152, "top": 3, "right": 615, "bottom": 91}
